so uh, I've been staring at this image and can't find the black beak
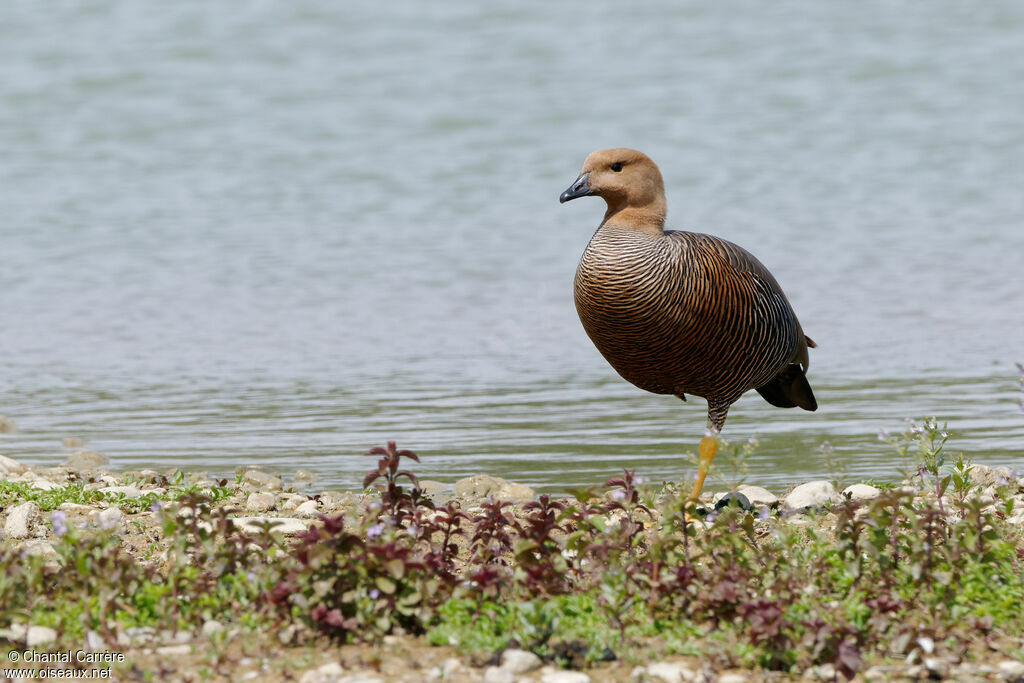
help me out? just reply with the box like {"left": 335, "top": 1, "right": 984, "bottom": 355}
{"left": 559, "top": 172, "right": 592, "bottom": 203}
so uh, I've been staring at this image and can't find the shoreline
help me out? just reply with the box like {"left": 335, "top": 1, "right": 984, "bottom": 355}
{"left": 2, "top": 449, "right": 1023, "bottom": 682}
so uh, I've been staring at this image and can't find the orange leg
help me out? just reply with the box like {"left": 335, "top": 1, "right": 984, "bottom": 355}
{"left": 685, "top": 435, "right": 718, "bottom": 521}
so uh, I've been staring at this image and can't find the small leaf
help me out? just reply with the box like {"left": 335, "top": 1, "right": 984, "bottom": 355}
{"left": 385, "top": 559, "right": 405, "bottom": 580}
{"left": 375, "top": 576, "right": 397, "bottom": 595}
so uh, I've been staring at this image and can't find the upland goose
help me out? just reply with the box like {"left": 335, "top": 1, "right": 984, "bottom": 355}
{"left": 560, "top": 148, "right": 817, "bottom": 508}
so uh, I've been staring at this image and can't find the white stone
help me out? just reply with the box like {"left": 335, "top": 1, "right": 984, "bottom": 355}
{"left": 454, "top": 474, "right": 533, "bottom": 501}
{"left": 234, "top": 517, "right": 309, "bottom": 535}
{"left": 295, "top": 500, "right": 321, "bottom": 518}
{"left": 26, "top": 625, "right": 58, "bottom": 647}
{"left": 998, "top": 660, "right": 1024, "bottom": 677}
{"left": 278, "top": 494, "right": 307, "bottom": 511}
{"left": 969, "top": 465, "right": 1015, "bottom": 488}
{"left": 501, "top": 648, "right": 543, "bottom": 674}
{"left": 4, "top": 501, "right": 42, "bottom": 539}
{"left": 496, "top": 482, "right": 535, "bottom": 503}
{"left": 85, "top": 630, "right": 105, "bottom": 651}
{"left": 58, "top": 502, "right": 96, "bottom": 513}
{"left": 92, "top": 507, "right": 123, "bottom": 530}
{"left": 0, "top": 454, "right": 28, "bottom": 476}
{"left": 164, "top": 629, "right": 191, "bottom": 644}
{"left": 298, "top": 663, "right": 345, "bottom": 683}
{"left": 646, "top": 661, "right": 696, "bottom": 682}
{"left": 483, "top": 667, "right": 516, "bottom": 683}
{"left": 0, "top": 623, "right": 27, "bottom": 642}
{"left": 241, "top": 469, "right": 282, "bottom": 491}
{"left": 540, "top": 671, "right": 590, "bottom": 683}
{"left": 155, "top": 644, "right": 191, "bottom": 656}
{"left": 293, "top": 469, "right": 319, "bottom": 485}
{"left": 736, "top": 485, "right": 779, "bottom": 506}
{"left": 418, "top": 480, "right": 451, "bottom": 495}
{"left": 246, "top": 492, "right": 277, "bottom": 512}
{"left": 804, "top": 663, "right": 836, "bottom": 680}
{"left": 15, "top": 540, "right": 58, "bottom": 563}
{"left": 454, "top": 474, "right": 506, "bottom": 498}
{"left": 202, "top": 620, "right": 225, "bottom": 637}
{"left": 716, "top": 675, "right": 750, "bottom": 683}
{"left": 28, "top": 478, "right": 61, "bottom": 491}
{"left": 336, "top": 675, "right": 383, "bottom": 683}
{"left": 843, "top": 484, "right": 883, "bottom": 501}
{"left": 783, "top": 481, "right": 840, "bottom": 511}
{"left": 427, "top": 657, "right": 463, "bottom": 680}
{"left": 122, "top": 626, "right": 156, "bottom": 642}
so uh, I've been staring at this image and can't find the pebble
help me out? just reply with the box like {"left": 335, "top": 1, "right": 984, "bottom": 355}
{"left": 0, "top": 454, "right": 29, "bottom": 476}
{"left": 426, "top": 657, "right": 463, "bottom": 680}
{"left": 418, "top": 480, "right": 451, "bottom": 495}
{"left": 736, "top": 484, "right": 779, "bottom": 506}
{"left": 0, "top": 415, "right": 18, "bottom": 433}
{"left": 998, "top": 660, "right": 1024, "bottom": 678}
{"left": 15, "top": 540, "right": 59, "bottom": 564}
{"left": 163, "top": 630, "right": 192, "bottom": 646}
{"left": 483, "top": 667, "right": 516, "bottom": 683}
{"left": 234, "top": 517, "right": 309, "bottom": 535}
{"left": 969, "top": 465, "right": 1015, "bottom": 488}
{"left": 92, "top": 507, "right": 124, "bottom": 530}
{"left": 497, "top": 482, "right": 535, "bottom": 503}
{"left": 716, "top": 674, "right": 750, "bottom": 683}
{"left": 277, "top": 623, "right": 299, "bottom": 644}
{"left": 65, "top": 450, "right": 109, "bottom": 471}
{"left": 0, "top": 624, "right": 27, "bottom": 642}
{"left": 298, "top": 663, "right": 345, "bottom": 683}
{"left": 539, "top": 670, "right": 590, "bottom": 683}
{"left": 783, "top": 480, "right": 839, "bottom": 511}
{"left": 119, "top": 626, "right": 156, "bottom": 645}
{"left": 293, "top": 469, "right": 319, "bottom": 485}
{"left": 803, "top": 663, "right": 835, "bottom": 680}
{"left": 202, "top": 620, "right": 225, "bottom": 638}
{"left": 4, "top": 501, "right": 42, "bottom": 539}
{"left": 501, "top": 648, "right": 543, "bottom": 674}
{"left": 454, "top": 474, "right": 534, "bottom": 502}
{"left": 85, "top": 630, "right": 106, "bottom": 651}
{"left": 27, "top": 477, "right": 61, "bottom": 491}
{"left": 246, "top": 492, "right": 277, "bottom": 512}
{"left": 278, "top": 493, "right": 307, "bottom": 511}
{"left": 99, "top": 485, "right": 144, "bottom": 498}
{"left": 645, "top": 661, "right": 696, "bottom": 682}
{"left": 26, "top": 625, "right": 58, "bottom": 647}
{"left": 58, "top": 502, "right": 97, "bottom": 514}
{"left": 295, "top": 500, "right": 321, "bottom": 518}
{"left": 155, "top": 644, "right": 192, "bottom": 656}
{"left": 241, "top": 469, "right": 283, "bottom": 491}
{"left": 842, "top": 483, "right": 882, "bottom": 501}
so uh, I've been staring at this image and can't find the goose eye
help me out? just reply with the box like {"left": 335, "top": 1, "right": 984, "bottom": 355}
{"left": 610, "top": 162, "right": 624, "bottom": 172}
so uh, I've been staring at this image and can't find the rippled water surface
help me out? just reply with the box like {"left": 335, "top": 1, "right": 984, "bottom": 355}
{"left": 2, "top": 1, "right": 1023, "bottom": 492}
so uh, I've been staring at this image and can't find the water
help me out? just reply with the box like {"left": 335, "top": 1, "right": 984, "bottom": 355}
{"left": 2, "top": 1, "right": 1023, "bottom": 493}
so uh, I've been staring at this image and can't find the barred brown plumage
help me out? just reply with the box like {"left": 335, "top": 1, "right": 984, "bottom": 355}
{"left": 560, "top": 148, "right": 817, "bottom": 511}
